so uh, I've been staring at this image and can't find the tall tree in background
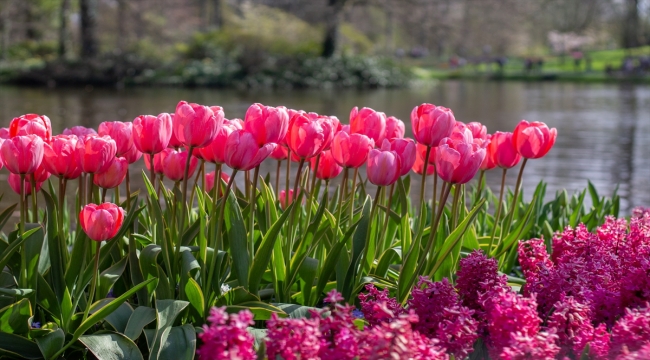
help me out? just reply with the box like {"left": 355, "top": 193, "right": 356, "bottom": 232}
{"left": 211, "top": 0, "right": 223, "bottom": 29}
{"left": 622, "top": 0, "right": 640, "bottom": 48}
{"left": 58, "top": 0, "right": 69, "bottom": 57}
{"left": 80, "top": 0, "right": 97, "bottom": 58}
{"left": 322, "top": 0, "right": 347, "bottom": 57}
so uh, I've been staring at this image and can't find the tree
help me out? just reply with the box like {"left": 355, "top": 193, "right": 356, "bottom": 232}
{"left": 321, "top": 0, "right": 347, "bottom": 58}
{"left": 80, "top": 0, "right": 98, "bottom": 58}
{"left": 58, "top": 0, "right": 69, "bottom": 57}
{"left": 622, "top": 0, "right": 640, "bottom": 48}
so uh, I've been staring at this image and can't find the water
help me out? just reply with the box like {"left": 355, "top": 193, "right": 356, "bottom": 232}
{"left": 0, "top": 80, "right": 648, "bottom": 216}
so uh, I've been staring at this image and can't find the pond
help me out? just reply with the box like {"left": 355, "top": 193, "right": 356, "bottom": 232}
{"left": 0, "top": 80, "right": 648, "bottom": 215}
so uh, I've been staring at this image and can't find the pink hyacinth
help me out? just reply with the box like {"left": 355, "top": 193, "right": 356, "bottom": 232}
{"left": 358, "top": 284, "right": 404, "bottom": 327}
{"left": 547, "top": 296, "right": 596, "bottom": 358}
{"left": 610, "top": 305, "right": 650, "bottom": 357}
{"left": 266, "top": 313, "right": 321, "bottom": 360}
{"left": 456, "top": 251, "right": 501, "bottom": 326}
{"left": 197, "top": 307, "right": 256, "bottom": 360}
{"left": 498, "top": 331, "right": 560, "bottom": 360}
{"left": 486, "top": 291, "right": 542, "bottom": 358}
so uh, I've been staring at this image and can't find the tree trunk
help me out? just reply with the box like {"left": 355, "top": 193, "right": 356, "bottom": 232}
{"left": 211, "top": 0, "right": 223, "bottom": 30}
{"left": 622, "top": 0, "right": 640, "bottom": 48}
{"left": 80, "top": 0, "right": 98, "bottom": 59}
{"left": 321, "top": 0, "right": 346, "bottom": 58}
{"left": 58, "top": 0, "right": 70, "bottom": 58}
{"left": 23, "top": 1, "right": 37, "bottom": 40}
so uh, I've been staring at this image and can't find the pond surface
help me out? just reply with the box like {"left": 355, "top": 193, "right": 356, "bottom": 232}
{"left": 0, "top": 80, "right": 648, "bottom": 215}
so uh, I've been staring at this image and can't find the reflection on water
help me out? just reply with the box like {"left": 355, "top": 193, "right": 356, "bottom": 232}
{"left": 0, "top": 81, "right": 648, "bottom": 216}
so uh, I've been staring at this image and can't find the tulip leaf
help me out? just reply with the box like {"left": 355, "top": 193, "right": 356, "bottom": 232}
{"left": 42, "top": 190, "right": 66, "bottom": 303}
{"left": 36, "top": 272, "right": 61, "bottom": 320}
{"left": 0, "top": 203, "right": 17, "bottom": 234}
{"left": 313, "top": 224, "right": 357, "bottom": 306}
{"left": 149, "top": 300, "right": 190, "bottom": 360}
{"left": 79, "top": 332, "right": 144, "bottom": 360}
{"left": 342, "top": 196, "right": 371, "bottom": 301}
{"left": 0, "top": 298, "right": 31, "bottom": 335}
{"left": 102, "top": 302, "right": 134, "bottom": 334}
{"left": 35, "top": 328, "right": 64, "bottom": 360}
{"left": 155, "top": 324, "right": 196, "bottom": 360}
{"left": 183, "top": 277, "right": 205, "bottom": 320}
{"left": 140, "top": 244, "right": 162, "bottom": 299}
{"left": 224, "top": 190, "right": 249, "bottom": 289}
{"left": 123, "top": 306, "right": 156, "bottom": 341}
{"left": 0, "top": 332, "right": 43, "bottom": 359}
{"left": 98, "top": 256, "right": 128, "bottom": 299}
{"left": 226, "top": 302, "right": 286, "bottom": 320}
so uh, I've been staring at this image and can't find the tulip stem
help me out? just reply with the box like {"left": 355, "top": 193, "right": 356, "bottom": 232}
{"left": 499, "top": 158, "right": 528, "bottom": 252}
{"left": 379, "top": 183, "right": 396, "bottom": 255}
{"left": 101, "top": 188, "right": 107, "bottom": 203}
{"left": 244, "top": 170, "right": 250, "bottom": 200}
{"left": 292, "top": 159, "right": 305, "bottom": 200}
{"left": 248, "top": 166, "right": 260, "bottom": 267}
{"left": 148, "top": 154, "right": 157, "bottom": 193}
{"left": 19, "top": 175, "right": 25, "bottom": 234}
{"left": 475, "top": 170, "right": 485, "bottom": 205}
{"left": 58, "top": 178, "right": 67, "bottom": 261}
{"left": 416, "top": 182, "right": 452, "bottom": 279}
{"left": 488, "top": 168, "right": 507, "bottom": 254}
{"left": 82, "top": 241, "right": 101, "bottom": 324}
{"left": 125, "top": 169, "right": 131, "bottom": 212}
{"left": 336, "top": 168, "right": 349, "bottom": 229}
{"left": 418, "top": 146, "right": 431, "bottom": 215}
{"left": 275, "top": 160, "right": 282, "bottom": 197}
{"left": 348, "top": 167, "right": 358, "bottom": 227}
{"left": 355, "top": 186, "right": 383, "bottom": 288}
{"left": 115, "top": 185, "right": 120, "bottom": 206}
{"left": 190, "top": 160, "right": 204, "bottom": 211}
{"left": 450, "top": 183, "right": 462, "bottom": 229}
{"left": 179, "top": 146, "right": 194, "bottom": 232}
{"left": 309, "top": 154, "right": 321, "bottom": 199}
{"left": 284, "top": 150, "right": 291, "bottom": 208}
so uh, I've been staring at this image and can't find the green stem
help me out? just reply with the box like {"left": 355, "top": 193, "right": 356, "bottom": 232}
{"left": 179, "top": 146, "right": 194, "bottom": 232}
{"left": 488, "top": 168, "right": 507, "bottom": 253}
{"left": 415, "top": 182, "right": 452, "bottom": 278}
{"left": 355, "top": 186, "right": 383, "bottom": 285}
{"left": 450, "top": 183, "right": 461, "bottom": 229}
{"left": 19, "top": 175, "right": 25, "bottom": 233}
{"left": 336, "top": 168, "right": 349, "bottom": 229}
{"left": 125, "top": 169, "right": 131, "bottom": 212}
{"left": 379, "top": 182, "right": 395, "bottom": 255}
{"left": 418, "top": 146, "right": 431, "bottom": 214}
{"left": 88, "top": 174, "right": 96, "bottom": 204}
{"left": 348, "top": 167, "right": 358, "bottom": 227}
{"left": 59, "top": 178, "right": 69, "bottom": 262}
{"left": 189, "top": 159, "right": 204, "bottom": 212}
{"left": 249, "top": 166, "right": 260, "bottom": 267}
{"left": 475, "top": 170, "right": 485, "bottom": 205}
{"left": 101, "top": 188, "right": 107, "bottom": 203}
{"left": 82, "top": 241, "right": 101, "bottom": 323}
{"left": 149, "top": 154, "right": 157, "bottom": 193}
{"left": 30, "top": 177, "right": 38, "bottom": 223}
{"left": 285, "top": 150, "right": 291, "bottom": 208}
{"left": 115, "top": 185, "right": 120, "bottom": 205}
{"left": 309, "top": 154, "right": 321, "bottom": 199}
{"left": 500, "top": 158, "right": 528, "bottom": 249}
{"left": 275, "top": 160, "right": 282, "bottom": 197}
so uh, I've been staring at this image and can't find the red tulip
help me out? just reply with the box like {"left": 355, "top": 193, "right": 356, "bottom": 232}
{"left": 8, "top": 174, "right": 43, "bottom": 195}
{"left": 205, "top": 171, "right": 231, "bottom": 195}
{"left": 279, "top": 189, "right": 299, "bottom": 210}
{"left": 435, "top": 136, "right": 486, "bottom": 184}
{"left": 122, "top": 144, "right": 142, "bottom": 164}
{"left": 174, "top": 101, "right": 224, "bottom": 148}
{"left": 310, "top": 150, "right": 342, "bottom": 180}
{"left": 286, "top": 113, "right": 333, "bottom": 160}
{"left": 76, "top": 135, "right": 117, "bottom": 174}
{"left": 480, "top": 135, "right": 497, "bottom": 171}
{"left": 132, "top": 113, "right": 173, "bottom": 155}
{"left": 43, "top": 135, "right": 82, "bottom": 179}
{"left": 367, "top": 146, "right": 401, "bottom": 186}
{"left": 224, "top": 130, "right": 276, "bottom": 171}
{"left": 489, "top": 132, "right": 521, "bottom": 169}
{"left": 416, "top": 143, "right": 436, "bottom": 165}
{"left": 94, "top": 157, "right": 128, "bottom": 189}
{"left": 331, "top": 131, "right": 374, "bottom": 169}
{"left": 9, "top": 114, "right": 52, "bottom": 141}
{"left": 244, "top": 103, "right": 289, "bottom": 146}
{"left": 467, "top": 122, "right": 488, "bottom": 141}
{"left": 350, "top": 107, "right": 386, "bottom": 144}
{"left": 198, "top": 119, "right": 243, "bottom": 164}
{"left": 512, "top": 120, "right": 557, "bottom": 159}
{"left": 63, "top": 126, "right": 96, "bottom": 139}
{"left": 168, "top": 114, "right": 183, "bottom": 149}
{"left": 0, "top": 128, "right": 10, "bottom": 139}
{"left": 411, "top": 103, "right": 455, "bottom": 147}
{"left": 163, "top": 149, "right": 198, "bottom": 182}
{"left": 385, "top": 116, "right": 405, "bottom": 140}
{"left": 144, "top": 148, "right": 172, "bottom": 175}
{"left": 1, "top": 135, "right": 44, "bottom": 175}
{"left": 412, "top": 150, "right": 436, "bottom": 176}
{"left": 79, "top": 202, "right": 125, "bottom": 242}
{"left": 98, "top": 121, "right": 134, "bottom": 157}
{"left": 387, "top": 138, "right": 416, "bottom": 176}
{"left": 270, "top": 145, "right": 288, "bottom": 161}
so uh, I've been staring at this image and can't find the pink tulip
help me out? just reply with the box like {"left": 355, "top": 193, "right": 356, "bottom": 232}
{"left": 244, "top": 103, "right": 289, "bottom": 146}
{"left": 224, "top": 130, "right": 276, "bottom": 171}
{"left": 489, "top": 132, "right": 521, "bottom": 169}
{"left": 416, "top": 143, "right": 436, "bottom": 165}
{"left": 43, "top": 135, "right": 82, "bottom": 179}
{"left": 367, "top": 146, "right": 401, "bottom": 186}
{"left": 63, "top": 126, "right": 96, "bottom": 139}
{"left": 132, "top": 113, "right": 173, "bottom": 154}
{"left": 122, "top": 144, "right": 143, "bottom": 164}
{"left": 205, "top": 171, "right": 231, "bottom": 195}
{"left": 286, "top": 113, "right": 333, "bottom": 159}
{"left": 9, "top": 174, "right": 43, "bottom": 195}
{"left": 331, "top": 131, "right": 374, "bottom": 169}
{"left": 79, "top": 203, "right": 125, "bottom": 242}
{"left": 144, "top": 148, "right": 172, "bottom": 175}
{"left": 467, "top": 122, "right": 488, "bottom": 141}
{"left": 1, "top": 135, "right": 44, "bottom": 175}
{"left": 480, "top": 135, "right": 497, "bottom": 171}
{"left": 385, "top": 116, "right": 405, "bottom": 140}
{"left": 512, "top": 120, "right": 557, "bottom": 159}
{"left": 9, "top": 114, "right": 52, "bottom": 141}
{"left": 163, "top": 149, "right": 198, "bottom": 182}
{"left": 270, "top": 145, "right": 288, "bottom": 161}
{"left": 94, "top": 157, "right": 128, "bottom": 189}
{"left": 412, "top": 150, "right": 435, "bottom": 176}
{"left": 387, "top": 138, "right": 416, "bottom": 176}
{"left": 98, "top": 121, "right": 134, "bottom": 157}
{"left": 174, "top": 101, "right": 224, "bottom": 148}
{"left": 168, "top": 114, "right": 183, "bottom": 149}
{"left": 435, "top": 137, "right": 486, "bottom": 184}
{"left": 411, "top": 103, "right": 455, "bottom": 147}
{"left": 279, "top": 189, "right": 299, "bottom": 210}
{"left": 310, "top": 150, "right": 342, "bottom": 180}
{"left": 350, "top": 107, "right": 386, "bottom": 144}
{"left": 76, "top": 135, "right": 117, "bottom": 174}
{"left": 0, "top": 128, "right": 10, "bottom": 139}
{"left": 200, "top": 119, "right": 243, "bottom": 164}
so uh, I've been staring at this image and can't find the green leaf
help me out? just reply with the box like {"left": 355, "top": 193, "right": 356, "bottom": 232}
{"left": 342, "top": 196, "right": 371, "bottom": 300}
{"left": 312, "top": 225, "right": 355, "bottom": 306}
{"left": 0, "top": 298, "right": 31, "bottom": 335}
{"left": 140, "top": 244, "right": 162, "bottom": 299}
{"left": 0, "top": 231, "right": 28, "bottom": 274}
{"left": 0, "top": 332, "right": 43, "bottom": 359}
{"left": 98, "top": 256, "right": 128, "bottom": 299}
{"left": 42, "top": 191, "right": 66, "bottom": 303}
{"left": 123, "top": 306, "right": 156, "bottom": 341}
{"left": 79, "top": 332, "right": 144, "bottom": 360}
{"left": 103, "top": 302, "right": 134, "bottom": 334}
{"left": 226, "top": 301, "right": 285, "bottom": 320}
{"left": 224, "top": 190, "right": 250, "bottom": 289}
{"left": 493, "top": 195, "right": 537, "bottom": 259}
{"left": 569, "top": 190, "right": 586, "bottom": 228}
{"left": 149, "top": 300, "right": 189, "bottom": 360}
{"left": 184, "top": 277, "right": 205, "bottom": 320}
{"left": 0, "top": 203, "right": 17, "bottom": 234}
{"left": 296, "top": 256, "right": 318, "bottom": 306}
{"left": 22, "top": 226, "right": 45, "bottom": 295}
{"left": 156, "top": 325, "right": 196, "bottom": 360}
{"left": 35, "top": 328, "right": 64, "bottom": 360}
{"left": 272, "top": 303, "right": 321, "bottom": 319}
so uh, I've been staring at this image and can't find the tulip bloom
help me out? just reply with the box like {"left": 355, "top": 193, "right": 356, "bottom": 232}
{"left": 489, "top": 132, "right": 521, "bottom": 169}
{"left": 168, "top": 115, "right": 183, "bottom": 149}
{"left": 94, "top": 157, "right": 128, "bottom": 189}
{"left": 174, "top": 101, "right": 224, "bottom": 148}
{"left": 512, "top": 120, "right": 557, "bottom": 159}
{"left": 1, "top": 135, "right": 44, "bottom": 175}
{"left": 310, "top": 150, "right": 342, "bottom": 180}
{"left": 98, "top": 121, "right": 134, "bottom": 157}
{"left": 244, "top": 103, "right": 289, "bottom": 146}
{"left": 411, "top": 103, "right": 455, "bottom": 147}
{"left": 43, "top": 135, "right": 82, "bottom": 179}
{"left": 63, "top": 126, "right": 97, "bottom": 139}
{"left": 385, "top": 116, "right": 405, "bottom": 140}
{"left": 467, "top": 122, "right": 488, "bottom": 141}
{"left": 79, "top": 203, "right": 125, "bottom": 242}
{"left": 224, "top": 130, "right": 276, "bottom": 171}
{"left": 416, "top": 143, "right": 436, "bottom": 165}
{"left": 9, "top": 114, "right": 52, "bottom": 141}
{"left": 480, "top": 135, "right": 497, "bottom": 171}
{"left": 205, "top": 171, "right": 231, "bottom": 195}
{"left": 199, "top": 119, "right": 242, "bottom": 164}
{"left": 0, "top": 128, "right": 10, "bottom": 139}
{"left": 132, "top": 113, "right": 173, "bottom": 155}
{"left": 412, "top": 150, "right": 435, "bottom": 176}
{"left": 76, "top": 135, "right": 117, "bottom": 174}
{"left": 286, "top": 113, "right": 333, "bottom": 160}
{"left": 122, "top": 144, "right": 143, "bottom": 164}
{"left": 9, "top": 174, "right": 42, "bottom": 195}
{"left": 367, "top": 147, "right": 401, "bottom": 187}
{"left": 270, "top": 145, "right": 288, "bottom": 161}
{"left": 279, "top": 189, "right": 299, "bottom": 210}
{"left": 144, "top": 148, "right": 172, "bottom": 175}
{"left": 163, "top": 149, "right": 198, "bottom": 182}
{"left": 435, "top": 137, "right": 486, "bottom": 184}
{"left": 331, "top": 131, "right": 374, "bottom": 169}
{"left": 350, "top": 107, "right": 386, "bottom": 144}
{"left": 387, "top": 138, "right": 416, "bottom": 177}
